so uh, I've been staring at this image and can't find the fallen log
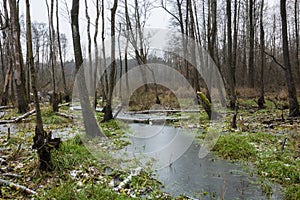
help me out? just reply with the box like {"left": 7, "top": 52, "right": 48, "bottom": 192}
{"left": 0, "top": 110, "right": 35, "bottom": 124}
{"left": 0, "top": 178, "right": 37, "bottom": 195}
{"left": 0, "top": 106, "right": 14, "bottom": 111}
{"left": 55, "top": 112, "right": 77, "bottom": 119}
{"left": 124, "top": 109, "right": 199, "bottom": 115}
{"left": 58, "top": 103, "right": 70, "bottom": 108}
{"left": 113, "top": 167, "right": 142, "bottom": 191}
{"left": 116, "top": 116, "right": 190, "bottom": 124}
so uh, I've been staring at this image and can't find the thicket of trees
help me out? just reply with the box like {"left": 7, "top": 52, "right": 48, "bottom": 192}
{"left": 0, "top": 0, "right": 299, "bottom": 170}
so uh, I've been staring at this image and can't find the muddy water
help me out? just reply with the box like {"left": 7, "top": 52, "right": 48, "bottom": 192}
{"left": 122, "top": 123, "right": 282, "bottom": 199}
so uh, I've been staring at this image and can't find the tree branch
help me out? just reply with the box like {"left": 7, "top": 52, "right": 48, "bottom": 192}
{"left": 263, "top": 50, "right": 286, "bottom": 71}
{"left": 0, "top": 178, "right": 37, "bottom": 195}
{"left": 160, "top": 0, "right": 181, "bottom": 24}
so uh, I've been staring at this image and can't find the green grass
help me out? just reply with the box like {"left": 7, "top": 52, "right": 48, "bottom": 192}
{"left": 213, "top": 134, "right": 257, "bottom": 160}
{"left": 35, "top": 135, "right": 164, "bottom": 200}
{"left": 39, "top": 182, "right": 133, "bottom": 200}
{"left": 212, "top": 130, "right": 299, "bottom": 199}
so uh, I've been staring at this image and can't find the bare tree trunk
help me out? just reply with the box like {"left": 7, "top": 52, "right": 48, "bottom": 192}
{"left": 124, "top": 24, "right": 130, "bottom": 97}
{"left": 0, "top": 37, "right": 5, "bottom": 91}
{"left": 227, "top": 0, "right": 236, "bottom": 109}
{"left": 26, "top": 0, "right": 60, "bottom": 171}
{"left": 1, "top": 0, "right": 11, "bottom": 106}
{"left": 295, "top": 0, "right": 300, "bottom": 85}
{"left": 118, "top": 23, "right": 123, "bottom": 100}
{"left": 248, "top": 0, "right": 255, "bottom": 88}
{"left": 84, "top": 0, "right": 93, "bottom": 94}
{"left": 71, "top": 0, "right": 104, "bottom": 137}
{"left": 258, "top": 0, "right": 265, "bottom": 109}
{"left": 102, "top": 0, "right": 118, "bottom": 122}
{"left": 56, "top": 0, "right": 69, "bottom": 102}
{"left": 8, "top": 0, "right": 28, "bottom": 113}
{"left": 280, "top": 0, "right": 300, "bottom": 117}
{"left": 46, "top": 0, "right": 59, "bottom": 112}
{"left": 101, "top": 0, "right": 108, "bottom": 104}
{"left": 93, "top": 0, "right": 100, "bottom": 109}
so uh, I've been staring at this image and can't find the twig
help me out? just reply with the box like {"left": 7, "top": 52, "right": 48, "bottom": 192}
{"left": 263, "top": 51, "right": 286, "bottom": 70}
{"left": 0, "top": 178, "right": 37, "bottom": 195}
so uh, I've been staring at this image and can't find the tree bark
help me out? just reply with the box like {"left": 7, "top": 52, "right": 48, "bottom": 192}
{"left": 102, "top": 0, "right": 118, "bottom": 122}
{"left": 248, "top": 0, "right": 255, "bottom": 88}
{"left": 258, "top": 0, "right": 266, "bottom": 109}
{"left": 93, "top": 0, "right": 100, "bottom": 109}
{"left": 84, "top": 0, "right": 93, "bottom": 94}
{"left": 1, "top": 0, "right": 11, "bottom": 106}
{"left": 280, "top": 0, "right": 300, "bottom": 117}
{"left": 227, "top": 0, "right": 236, "bottom": 109}
{"left": 295, "top": 0, "right": 300, "bottom": 85}
{"left": 8, "top": 0, "right": 28, "bottom": 113}
{"left": 56, "top": 0, "right": 69, "bottom": 102}
{"left": 71, "top": 0, "right": 104, "bottom": 137}
{"left": 26, "top": 0, "right": 60, "bottom": 171}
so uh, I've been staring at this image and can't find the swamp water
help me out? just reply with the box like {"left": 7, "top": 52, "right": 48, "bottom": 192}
{"left": 116, "top": 123, "right": 282, "bottom": 200}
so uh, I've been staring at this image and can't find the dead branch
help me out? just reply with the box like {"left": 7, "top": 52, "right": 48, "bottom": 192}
{"left": 58, "top": 103, "right": 70, "bottom": 108}
{"left": 263, "top": 51, "right": 286, "bottom": 70}
{"left": 113, "top": 167, "right": 142, "bottom": 192}
{"left": 0, "top": 106, "right": 14, "bottom": 110}
{"left": 2, "top": 173, "right": 22, "bottom": 178}
{"left": 0, "top": 178, "right": 37, "bottom": 195}
{"left": 124, "top": 109, "right": 199, "bottom": 115}
{"left": 116, "top": 116, "right": 190, "bottom": 124}
{"left": 113, "top": 105, "right": 123, "bottom": 119}
{"left": 0, "top": 109, "right": 36, "bottom": 124}
{"left": 55, "top": 112, "right": 77, "bottom": 119}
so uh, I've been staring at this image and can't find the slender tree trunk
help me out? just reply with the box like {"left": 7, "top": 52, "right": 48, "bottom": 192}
{"left": 101, "top": 0, "right": 108, "bottom": 104}
{"left": 56, "top": 0, "right": 68, "bottom": 102}
{"left": 258, "top": 0, "right": 265, "bottom": 108}
{"left": 0, "top": 38, "right": 5, "bottom": 91}
{"left": 1, "top": 0, "right": 10, "bottom": 106}
{"left": 93, "top": 0, "right": 100, "bottom": 109}
{"left": 8, "top": 0, "right": 28, "bottom": 113}
{"left": 71, "top": 0, "right": 104, "bottom": 137}
{"left": 280, "top": 0, "right": 300, "bottom": 117}
{"left": 84, "top": 0, "right": 93, "bottom": 94}
{"left": 1, "top": 32, "right": 12, "bottom": 106}
{"left": 26, "top": 0, "right": 59, "bottom": 171}
{"left": 102, "top": 0, "right": 118, "bottom": 122}
{"left": 124, "top": 23, "right": 130, "bottom": 96}
{"left": 118, "top": 23, "right": 123, "bottom": 100}
{"left": 295, "top": 0, "right": 300, "bottom": 85}
{"left": 227, "top": 0, "right": 236, "bottom": 109}
{"left": 46, "top": 0, "right": 58, "bottom": 112}
{"left": 248, "top": 0, "right": 255, "bottom": 88}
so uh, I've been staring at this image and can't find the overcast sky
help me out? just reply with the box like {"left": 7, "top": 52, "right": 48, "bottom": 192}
{"left": 18, "top": 0, "right": 279, "bottom": 60}
{"left": 17, "top": 0, "right": 170, "bottom": 60}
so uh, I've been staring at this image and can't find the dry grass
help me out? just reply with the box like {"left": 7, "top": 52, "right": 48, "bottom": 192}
{"left": 236, "top": 87, "right": 260, "bottom": 99}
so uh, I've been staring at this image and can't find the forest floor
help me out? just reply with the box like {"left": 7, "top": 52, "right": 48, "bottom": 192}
{"left": 0, "top": 94, "right": 299, "bottom": 199}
